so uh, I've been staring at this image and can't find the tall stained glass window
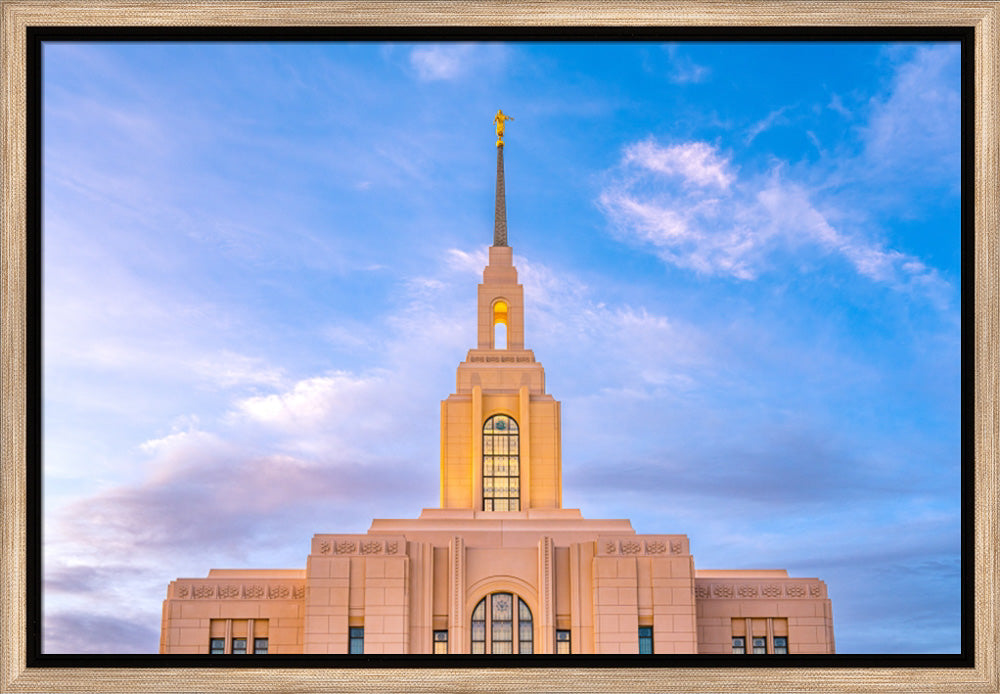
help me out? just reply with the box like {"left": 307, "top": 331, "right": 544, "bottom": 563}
{"left": 483, "top": 414, "right": 520, "bottom": 511}
{"left": 470, "top": 593, "right": 533, "bottom": 653}
{"left": 471, "top": 599, "right": 487, "bottom": 654}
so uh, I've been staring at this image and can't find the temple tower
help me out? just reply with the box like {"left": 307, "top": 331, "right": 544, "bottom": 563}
{"left": 439, "top": 114, "right": 563, "bottom": 511}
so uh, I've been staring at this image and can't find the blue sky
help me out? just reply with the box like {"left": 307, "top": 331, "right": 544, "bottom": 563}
{"left": 41, "top": 41, "right": 961, "bottom": 654}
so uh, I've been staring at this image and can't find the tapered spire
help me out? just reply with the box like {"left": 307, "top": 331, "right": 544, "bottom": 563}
{"left": 492, "top": 109, "right": 514, "bottom": 247}
{"left": 494, "top": 144, "right": 507, "bottom": 247}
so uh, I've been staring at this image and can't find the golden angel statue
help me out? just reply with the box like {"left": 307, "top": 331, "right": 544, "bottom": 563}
{"left": 494, "top": 109, "right": 514, "bottom": 145}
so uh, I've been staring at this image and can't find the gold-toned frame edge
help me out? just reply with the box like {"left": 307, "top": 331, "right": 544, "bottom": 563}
{"left": 1, "top": 2, "right": 996, "bottom": 692}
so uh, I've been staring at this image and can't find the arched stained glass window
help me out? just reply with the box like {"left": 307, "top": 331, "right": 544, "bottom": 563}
{"left": 470, "top": 593, "right": 533, "bottom": 654}
{"left": 483, "top": 414, "right": 520, "bottom": 511}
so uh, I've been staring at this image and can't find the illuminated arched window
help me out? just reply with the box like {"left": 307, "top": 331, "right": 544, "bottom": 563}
{"left": 493, "top": 299, "right": 508, "bottom": 349}
{"left": 483, "top": 414, "right": 519, "bottom": 511}
{"left": 471, "top": 593, "right": 533, "bottom": 654}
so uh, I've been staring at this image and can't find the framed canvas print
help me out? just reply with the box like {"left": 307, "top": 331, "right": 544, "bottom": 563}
{"left": 1, "top": 2, "right": 996, "bottom": 693}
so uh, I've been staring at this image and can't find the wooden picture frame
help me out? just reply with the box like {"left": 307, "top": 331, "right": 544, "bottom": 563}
{"left": 2, "top": 2, "right": 996, "bottom": 692}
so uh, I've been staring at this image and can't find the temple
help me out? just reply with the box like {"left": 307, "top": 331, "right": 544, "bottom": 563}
{"left": 159, "top": 116, "right": 835, "bottom": 656}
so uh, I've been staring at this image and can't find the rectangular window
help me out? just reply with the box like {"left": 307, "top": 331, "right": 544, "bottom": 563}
{"left": 556, "top": 630, "right": 571, "bottom": 654}
{"left": 349, "top": 627, "right": 364, "bottom": 654}
{"left": 733, "top": 618, "right": 788, "bottom": 654}
{"left": 208, "top": 619, "right": 267, "bottom": 654}
{"left": 433, "top": 630, "right": 448, "bottom": 654}
{"left": 638, "top": 626, "right": 653, "bottom": 654}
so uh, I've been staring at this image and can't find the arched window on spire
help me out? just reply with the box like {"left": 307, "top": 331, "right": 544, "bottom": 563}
{"left": 493, "top": 299, "right": 508, "bottom": 349}
{"left": 483, "top": 414, "right": 519, "bottom": 511}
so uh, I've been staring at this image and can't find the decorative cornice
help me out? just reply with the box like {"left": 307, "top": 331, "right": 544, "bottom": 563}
{"left": 597, "top": 535, "right": 688, "bottom": 556}
{"left": 312, "top": 535, "right": 405, "bottom": 556}
{"left": 171, "top": 581, "right": 305, "bottom": 601}
{"left": 694, "top": 580, "right": 827, "bottom": 600}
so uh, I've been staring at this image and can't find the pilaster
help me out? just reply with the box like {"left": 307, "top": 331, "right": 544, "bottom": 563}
{"left": 448, "top": 536, "right": 466, "bottom": 653}
{"left": 519, "top": 385, "right": 531, "bottom": 509}
{"left": 472, "top": 385, "right": 483, "bottom": 510}
{"left": 537, "top": 536, "right": 555, "bottom": 653}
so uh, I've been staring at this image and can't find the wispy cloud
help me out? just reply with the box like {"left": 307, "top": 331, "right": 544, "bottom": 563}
{"left": 599, "top": 137, "right": 947, "bottom": 296}
{"left": 408, "top": 44, "right": 508, "bottom": 82}
{"left": 623, "top": 140, "right": 734, "bottom": 189}
{"left": 860, "top": 45, "right": 960, "bottom": 189}
{"left": 663, "top": 44, "right": 710, "bottom": 84}
{"left": 828, "top": 93, "right": 852, "bottom": 119}
{"left": 745, "top": 106, "right": 791, "bottom": 145}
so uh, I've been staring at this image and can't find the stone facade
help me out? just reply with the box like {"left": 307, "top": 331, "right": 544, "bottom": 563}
{"left": 160, "top": 144, "right": 834, "bottom": 656}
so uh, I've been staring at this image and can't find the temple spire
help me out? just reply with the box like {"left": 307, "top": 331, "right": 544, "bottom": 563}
{"left": 494, "top": 145, "right": 507, "bottom": 247}
{"left": 492, "top": 109, "right": 514, "bottom": 247}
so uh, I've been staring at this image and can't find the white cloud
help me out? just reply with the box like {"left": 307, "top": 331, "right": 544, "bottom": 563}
{"left": 623, "top": 139, "right": 734, "bottom": 189}
{"left": 600, "top": 138, "right": 948, "bottom": 294}
{"left": 233, "top": 370, "right": 396, "bottom": 449}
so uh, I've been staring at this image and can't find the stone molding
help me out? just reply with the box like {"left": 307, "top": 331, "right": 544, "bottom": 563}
{"left": 469, "top": 355, "right": 533, "bottom": 363}
{"left": 311, "top": 535, "right": 406, "bottom": 556}
{"left": 596, "top": 535, "right": 689, "bottom": 556}
{"left": 170, "top": 581, "right": 305, "bottom": 600}
{"left": 694, "top": 580, "right": 827, "bottom": 600}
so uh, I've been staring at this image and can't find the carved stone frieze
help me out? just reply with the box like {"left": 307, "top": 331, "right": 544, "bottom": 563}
{"left": 173, "top": 582, "right": 305, "bottom": 600}
{"left": 599, "top": 536, "right": 686, "bottom": 556}
{"left": 361, "top": 540, "right": 383, "bottom": 555}
{"left": 193, "top": 585, "right": 215, "bottom": 599}
{"left": 712, "top": 584, "right": 734, "bottom": 598}
{"left": 761, "top": 584, "right": 782, "bottom": 598}
{"left": 693, "top": 581, "right": 823, "bottom": 600}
